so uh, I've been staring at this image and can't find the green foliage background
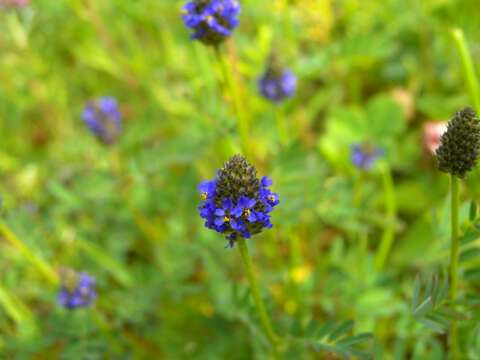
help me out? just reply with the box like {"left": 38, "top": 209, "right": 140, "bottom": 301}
{"left": 1, "top": 0, "right": 480, "bottom": 358}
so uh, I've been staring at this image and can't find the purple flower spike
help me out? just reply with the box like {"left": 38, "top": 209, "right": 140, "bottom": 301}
{"left": 197, "top": 155, "right": 279, "bottom": 247}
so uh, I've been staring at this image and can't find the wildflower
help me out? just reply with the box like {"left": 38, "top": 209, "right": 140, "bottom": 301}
{"left": 423, "top": 121, "right": 448, "bottom": 154}
{"left": 351, "top": 142, "right": 384, "bottom": 170}
{"left": 81, "top": 96, "right": 122, "bottom": 145}
{"left": 258, "top": 53, "right": 296, "bottom": 103}
{"left": 57, "top": 269, "right": 96, "bottom": 310}
{"left": 181, "top": 0, "right": 240, "bottom": 45}
{"left": 436, "top": 107, "right": 480, "bottom": 178}
{"left": 198, "top": 155, "right": 279, "bottom": 247}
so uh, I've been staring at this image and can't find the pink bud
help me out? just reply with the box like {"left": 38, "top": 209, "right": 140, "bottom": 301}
{"left": 423, "top": 121, "right": 448, "bottom": 154}
{"left": 0, "top": 0, "right": 29, "bottom": 7}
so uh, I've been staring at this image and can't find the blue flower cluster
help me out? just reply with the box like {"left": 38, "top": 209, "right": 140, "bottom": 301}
{"left": 351, "top": 143, "right": 384, "bottom": 170}
{"left": 198, "top": 163, "right": 279, "bottom": 247}
{"left": 259, "top": 68, "right": 297, "bottom": 103}
{"left": 81, "top": 96, "right": 122, "bottom": 144}
{"left": 182, "top": 0, "right": 240, "bottom": 45}
{"left": 57, "top": 270, "right": 96, "bottom": 310}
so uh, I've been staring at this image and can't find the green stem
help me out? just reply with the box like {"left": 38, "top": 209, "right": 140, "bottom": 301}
{"left": 214, "top": 46, "right": 250, "bottom": 157}
{"left": 449, "top": 175, "right": 460, "bottom": 360}
{"left": 0, "top": 222, "right": 58, "bottom": 286}
{"left": 237, "top": 238, "right": 279, "bottom": 348}
{"left": 451, "top": 28, "right": 480, "bottom": 113}
{"left": 352, "top": 172, "right": 364, "bottom": 207}
{"left": 275, "top": 105, "right": 289, "bottom": 147}
{"left": 374, "top": 164, "right": 397, "bottom": 271}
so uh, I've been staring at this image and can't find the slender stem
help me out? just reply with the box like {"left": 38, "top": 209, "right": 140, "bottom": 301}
{"left": 0, "top": 222, "right": 58, "bottom": 286}
{"left": 451, "top": 28, "right": 480, "bottom": 113}
{"left": 352, "top": 172, "right": 364, "bottom": 207}
{"left": 214, "top": 46, "right": 250, "bottom": 157}
{"left": 449, "top": 175, "right": 460, "bottom": 360}
{"left": 237, "top": 238, "right": 279, "bottom": 348}
{"left": 374, "top": 164, "right": 397, "bottom": 271}
{"left": 275, "top": 105, "right": 289, "bottom": 147}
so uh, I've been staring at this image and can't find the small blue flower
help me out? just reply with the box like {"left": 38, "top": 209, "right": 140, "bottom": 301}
{"left": 198, "top": 179, "right": 217, "bottom": 200}
{"left": 58, "top": 270, "right": 96, "bottom": 310}
{"left": 214, "top": 198, "right": 234, "bottom": 226}
{"left": 182, "top": 0, "right": 240, "bottom": 45}
{"left": 351, "top": 143, "right": 384, "bottom": 170}
{"left": 81, "top": 96, "right": 122, "bottom": 144}
{"left": 231, "top": 196, "right": 258, "bottom": 222}
{"left": 198, "top": 155, "right": 279, "bottom": 247}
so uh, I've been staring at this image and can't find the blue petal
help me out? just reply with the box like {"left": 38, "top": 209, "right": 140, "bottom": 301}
{"left": 214, "top": 208, "right": 225, "bottom": 216}
{"left": 231, "top": 205, "right": 243, "bottom": 218}
{"left": 214, "top": 217, "right": 225, "bottom": 226}
{"left": 246, "top": 198, "right": 256, "bottom": 208}
{"left": 261, "top": 176, "right": 273, "bottom": 187}
{"left": 222, "top": 198, "right": 233, "bottom": 209}
{"left": 247, "top": 212, "right": 257, "bottom": 222}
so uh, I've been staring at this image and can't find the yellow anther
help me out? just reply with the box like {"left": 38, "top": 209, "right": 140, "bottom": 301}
{"left": 201, "top": 192, "right": 208, "bottom": 200}
{"left": 223, "top": 216, "right": 230, "bottom": 222}
{"left": 244, "top": 208, "right": 251, "bottom": 217}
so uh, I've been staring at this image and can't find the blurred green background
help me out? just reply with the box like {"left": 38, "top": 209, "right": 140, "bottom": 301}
{"left": 1, "top": 0, "right": 480, "bottom": 358}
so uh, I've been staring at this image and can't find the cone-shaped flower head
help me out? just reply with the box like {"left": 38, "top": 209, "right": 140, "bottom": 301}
{"left": 258, "top": 53, "right": 296, "bottom": 103}
{"left": 198, "top": 155, "right": 279, "bottom": 247}
{"left": 181, "top": 0, "right": 240, "bottom": 45}
{"left": 57, "top": 269, "right": 96, "bottom": 309}
{"left": 351, "top": 142, "right": 384, "bottom": 170}
{"left": 81, "top": 96, "right": 122, "bottom": 145}
{"left": 436, "top": 107, "right": 480, "bottom": 178}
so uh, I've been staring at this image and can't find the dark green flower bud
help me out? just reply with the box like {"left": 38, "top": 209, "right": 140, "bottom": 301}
{"left": 214, "top": 154, "right": 260, "bottom": 206}
{"left": 436, "top": 107, "right": 480, "bottom": 178}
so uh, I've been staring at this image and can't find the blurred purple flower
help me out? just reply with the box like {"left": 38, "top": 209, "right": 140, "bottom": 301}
{"left": 259, "top": 68, "right": 297, "bottom": 103}
{"left": 81, "top": 96, "right": 122, "bottom": 145}
{"left": 351, "top": 143, "right": 384, "bottom": 170}
{"left": 58, "top": 270, "right": 96, "bottom": 310}
{"left": 182, "top": 0, "right": 240, "bottom": 45}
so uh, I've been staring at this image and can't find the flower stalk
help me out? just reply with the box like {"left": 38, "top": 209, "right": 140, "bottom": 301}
{"left": 237, "top": 238, "right": 279, "bottom": 348}
{"left": 214, "top": 47, "right": 250, "bottom": 157}
{"left": 374, "top": 164, "right": 396, "bottom": 271}
{"left": 449, "top": 175, "right": 460, "bottom": 360}
{"left": 275, "top": 106, "right": 289, "bottom": 147}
